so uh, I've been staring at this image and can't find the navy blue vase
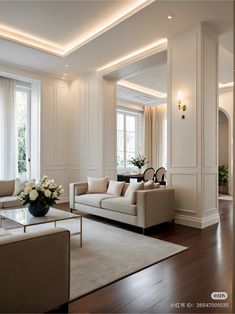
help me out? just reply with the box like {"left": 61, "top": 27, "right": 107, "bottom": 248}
{"left": 28, "top": 203, "right": 50, "bottom": 217}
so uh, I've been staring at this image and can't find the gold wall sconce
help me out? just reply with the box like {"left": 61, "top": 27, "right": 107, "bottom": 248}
{"left": 177, "top": 91, "right": 187, "bottom": 119}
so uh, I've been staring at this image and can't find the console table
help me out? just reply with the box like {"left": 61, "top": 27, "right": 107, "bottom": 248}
{"left": 117, "top": 173, "right": 144, "bottom": 183}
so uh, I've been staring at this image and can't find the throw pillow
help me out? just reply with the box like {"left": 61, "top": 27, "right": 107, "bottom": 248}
{"left": 0, "top": 180, "right": 15, "bottom": 197}
{"left": 144, "top": 180, "right": 154, "bottom": 190}
{"left": 124, "top": 181, "right": 144, "bottom": 204}
{"left": 107, "top": 180, "right": 125, "bottom": 196}
{"left": 87, "top": 176, "right": 109, "bottom": 194}
{"left": 13, "top": 178, "right": 26, "bottom": 196}
{"left": 154, "top": 182, "right": 160, "bottom": 188}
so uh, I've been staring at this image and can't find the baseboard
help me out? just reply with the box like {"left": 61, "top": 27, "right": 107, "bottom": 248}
{"left": 175, "top": 213, "right": 220, "bottom": 229}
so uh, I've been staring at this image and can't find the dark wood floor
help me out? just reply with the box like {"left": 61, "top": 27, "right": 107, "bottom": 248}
{"left": 59, "top": 200, "right": 232, "bottom": 313}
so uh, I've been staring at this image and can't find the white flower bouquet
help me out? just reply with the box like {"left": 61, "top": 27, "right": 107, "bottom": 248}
{"left": 130, "top": 154, "right": 148, "bottom": 169}
{"left": 18, "top": 175, "right": 64, "bottom": 208}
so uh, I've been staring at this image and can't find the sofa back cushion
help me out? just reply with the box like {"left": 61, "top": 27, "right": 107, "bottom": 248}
{"left": 87, "top": 177, "right": 109, "bottom": 194}
{"left": 144, "top": 180, "right": 154, "bottom": 190}
{"left": 124, "top": 181, "right": 144, "bottom": 204}
{"left": 107, "top": 181, "right": 125, "bottom": 196}
{"left": 13, "top": 178, "right": 27, "bottom": 196}
{"left": 0, "top": 180, "right": 15, "bottom": 197}
{"left": 121, "top": 183, "right": 129, "bottom": 196}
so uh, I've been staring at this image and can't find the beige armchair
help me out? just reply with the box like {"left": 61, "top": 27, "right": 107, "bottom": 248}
{"left": 0, "top": 228, "right": 70, "bottom": 313}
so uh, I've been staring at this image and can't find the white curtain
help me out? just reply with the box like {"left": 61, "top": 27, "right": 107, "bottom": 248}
{"left": 0, "top": 77, "right": 16, "bottom": 180}
{"left": 144, "top": 104, "right": 167, "bottom": 170}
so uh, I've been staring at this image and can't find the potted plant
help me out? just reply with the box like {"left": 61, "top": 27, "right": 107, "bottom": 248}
{"left": 130, "top": 154, "right": 148, "bottom": 173}
{"left": 218, "top": 165, "right": 229, "bottom": 194}
{"left": 18, "top": 175, "right": 64, "bottom": 217}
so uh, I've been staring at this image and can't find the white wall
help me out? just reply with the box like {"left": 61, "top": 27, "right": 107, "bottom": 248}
{"left": 219, "top": 87, "right": 233, "bottom": 194}
{"left": 219, "top": 120, "right": 229, "bottom": 166}
{"left": 0, "top": 63, "right": 70, "bottom": 202}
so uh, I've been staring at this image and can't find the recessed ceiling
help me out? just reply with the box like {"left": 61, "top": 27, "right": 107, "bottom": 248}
{"left": 0, "top": 0, "right": 233, "bottom": 80}
{"left": 0, "top": 0, "right": 153, "bottom": 55}
{"left": 126, "top": 63, "right": 167, "bottom": 92}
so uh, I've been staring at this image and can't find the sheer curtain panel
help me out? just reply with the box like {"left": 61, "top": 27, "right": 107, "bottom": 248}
{"left": 0, "top": 77, "right": 16, "bottom": 179}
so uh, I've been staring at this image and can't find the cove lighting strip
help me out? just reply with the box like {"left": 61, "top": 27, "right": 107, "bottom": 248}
{"left": 97, "top": 38, "right": 167, "bottom": 73}
{"left": 0, "top": 0, "right": 155, "bottom": 57}
{"left": 118, "top": 80, "right": 167, "bottom": 99}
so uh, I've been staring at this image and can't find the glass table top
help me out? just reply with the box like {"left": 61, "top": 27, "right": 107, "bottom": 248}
{"left": 0, "top": 207, "right": 80, "bottom": 227}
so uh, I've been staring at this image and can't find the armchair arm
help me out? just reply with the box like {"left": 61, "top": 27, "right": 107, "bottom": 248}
{"left": 69, "top": 181, "right": 88, "bottom": 209}
{"left": 136, "top": 188, "right": 175, "bottom": 228}
{"left": 0, "top": 228, "right": 70, "bottom": 313}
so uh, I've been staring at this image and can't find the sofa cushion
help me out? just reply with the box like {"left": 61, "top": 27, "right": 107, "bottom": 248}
{"left": 0, "top": 180, "right": 15, "bottom": 197}
{"left": 101, "top": 197, "right": 137, "bottom": 216}
{"left": 0, "top": 196, "right": 21, "bottom": 208}
{"left": 121, "top": 183, "right": 129, "bottom": 196}
{"left": 75, "top": 193, "right": 116, "bottom": 208}
{"left": 144, "top": 180, "right": 154, "bottom": 190}
{"left": 107, "top": 180, "right": 125, "bottom": 196}
{"left": 0, "top": 228, "right": 12, "bottom": 238}
{"left": 13, "top": 178, "right": 26, "bottom": 196}
{"left": 124, "top": 181, "right": 144, "bottom": 204}
{"left": 87, "top": 177, "right": 109, "bottom": 194}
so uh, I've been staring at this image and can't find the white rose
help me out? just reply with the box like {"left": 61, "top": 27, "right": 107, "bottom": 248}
{"left": 29, "top": 190, "right": 38, "bottom": 201}
{"left": 24, "top": 186, "right": 32, "bottom": 195}
{"left": 44, "top": 190, "right": 51, "bottom": 197}
{"left": 26, "top": 180, "right": 35, "bottom": 188}
{"left": 52, "top": 191, "right": 58, "bottom": 198}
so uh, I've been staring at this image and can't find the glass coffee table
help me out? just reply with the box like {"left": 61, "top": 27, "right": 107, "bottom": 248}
{"left": 0, "top": 207, "right": 82, "bottom": 247}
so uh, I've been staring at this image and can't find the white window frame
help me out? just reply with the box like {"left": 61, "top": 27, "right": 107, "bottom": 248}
{"left": 117, "top": 107, "right": 143, "bottom": 172}
{"left": 0, "top": 71, "right": 40, "bottom": 181}
{"left": 15, "top": 82, "right": 31, "bottom": 179}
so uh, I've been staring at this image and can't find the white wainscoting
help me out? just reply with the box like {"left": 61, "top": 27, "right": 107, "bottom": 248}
{"left": 70, "top": 75, "right": 117, "bottom": 182}
{"left": 41, "top": 80, "right": 71, "bottom": 202}
{"left": 171, "top": 173, "right": 197, "bottom": 213}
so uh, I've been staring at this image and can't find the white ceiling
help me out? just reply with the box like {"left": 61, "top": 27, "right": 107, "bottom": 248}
{"left": 117, "top": 85, "right": 164, "bottom": 105}
{"left": 0, "top": 1, "right": 135, "bottom": 47}
{"left": 0, "top": 0, "right": 233, "bottom": 80}
{"left": 127, "top": 63, "right": 167, "bottom": 92}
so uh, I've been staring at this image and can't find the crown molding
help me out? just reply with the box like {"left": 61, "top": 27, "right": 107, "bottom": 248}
{"left": 97, "top": 39, "right": 167, "bottom": 75}
{"left": 118, "top": 79, "right": 167, "bottom": 98}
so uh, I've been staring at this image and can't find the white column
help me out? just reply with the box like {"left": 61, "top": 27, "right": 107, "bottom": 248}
{"left": 70, "top": 73, "right": 117, "bottom": 181}
{"left": 167, "top": 23, "right": 219, "bottom": 228}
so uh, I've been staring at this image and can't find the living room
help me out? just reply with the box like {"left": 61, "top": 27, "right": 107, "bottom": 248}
{"left": 0, "top": 0, "right": 233, "bottom": 313}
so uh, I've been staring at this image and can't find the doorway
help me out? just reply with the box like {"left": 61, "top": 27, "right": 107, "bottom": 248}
{"left": 218, "top": 108, "right": 231, "bottom": 195}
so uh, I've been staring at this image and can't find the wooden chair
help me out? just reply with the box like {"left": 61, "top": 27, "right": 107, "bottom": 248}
{"left": 155, "top": 167, "right": 166, "bottom": 183}
{"left": 143, "top": 167, "right": 155, "bottom": 181}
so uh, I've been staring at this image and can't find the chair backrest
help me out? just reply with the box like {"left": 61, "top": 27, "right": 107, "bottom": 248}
{"left": 143, "top": 167, "right": 155, "bottom": 181}
{"left": 155, "top": 167, "right": 166, "bottom": 182}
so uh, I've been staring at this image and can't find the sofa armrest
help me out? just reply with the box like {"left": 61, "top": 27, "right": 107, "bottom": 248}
{"left": 136, "top": 188, "right": 175, "bottom": 228}
{"left": 69, "top": 181, "right": 88, "bottom": 209}
{"left": 0, "top": 228, "right": 70, "bottom": 313}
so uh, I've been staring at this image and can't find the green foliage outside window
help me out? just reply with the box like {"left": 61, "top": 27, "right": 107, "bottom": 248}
{"left": 18, "top": 125, "right": 26, "bottom": 174}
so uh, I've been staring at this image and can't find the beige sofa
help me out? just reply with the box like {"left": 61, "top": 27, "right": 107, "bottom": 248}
{"left": 0, "top": 227, "right": 70, "bottom": 313}
{"left": 0, "top": 179, "right": 23, "bottom": 208}
{"left": 70, "top": 181, "right": 174, "bottom": 232}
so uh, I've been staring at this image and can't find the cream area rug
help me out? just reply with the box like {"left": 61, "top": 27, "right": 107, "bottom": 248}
{"left": 4, "top": 217, "right": 187, "bottom": 301}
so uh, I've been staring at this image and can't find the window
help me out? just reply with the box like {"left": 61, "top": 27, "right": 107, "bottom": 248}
{"left": 0, "top": 74, "right": 40, "bottom": 181}
{"left": 15, "top": 83, "right": 31, "bottom": 179}
{"left": 117, "top": 108, "right": 142, "bottom": 170}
